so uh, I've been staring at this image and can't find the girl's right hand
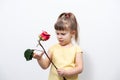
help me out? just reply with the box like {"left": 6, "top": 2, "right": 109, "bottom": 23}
{"left": 33, "top": 51, "right": 44, "bottom": 60}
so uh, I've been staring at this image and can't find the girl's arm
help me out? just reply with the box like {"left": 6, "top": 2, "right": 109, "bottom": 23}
{"left": 57, "top": 52, "right": 83, "bottom": 76}
{"left": 71, "top": 52, "right": 83, "bottom": 75}
{"left": 33, "top": 51, "right": 52, "bottom": 69}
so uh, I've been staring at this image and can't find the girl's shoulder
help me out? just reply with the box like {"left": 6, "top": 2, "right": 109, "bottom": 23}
{"left": 72, "top": 44, "right": 83, "bottom": 53}
{"left": 49, "top": 43, "right": 60, "bottom": 50}
{"left": 48, "top": 43, "right": 60, "bottom": 53}
{"left": 72, "top": 44, "right": 80, "bottom": 48}
{"left": 50, "top": 43, "right": 59, "bottom": 48}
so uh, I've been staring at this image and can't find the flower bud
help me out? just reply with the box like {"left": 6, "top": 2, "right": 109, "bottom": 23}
{"left": 39, "top": 31, "right": 50, "bottom": 41}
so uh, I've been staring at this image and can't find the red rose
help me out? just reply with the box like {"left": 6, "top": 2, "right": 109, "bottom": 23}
{"left": 39, "top": 31, "right": 50, "bottom": 41}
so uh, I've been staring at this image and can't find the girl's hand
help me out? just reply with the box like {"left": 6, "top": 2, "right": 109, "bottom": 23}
{"left": 33, "top": 51, "right": 44, "bottom": 60}
{"left": 57, "top": 68, "right": 66, "bottom": 76}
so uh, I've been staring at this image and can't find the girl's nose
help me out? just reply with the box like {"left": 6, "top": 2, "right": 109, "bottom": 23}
{"left": 57, "top": 35, "right": 62, "bottom": 39}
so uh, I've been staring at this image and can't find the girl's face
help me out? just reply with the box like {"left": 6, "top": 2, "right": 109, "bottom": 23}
{"left": 55, "top": 30, "right": 73, "bottom": 46}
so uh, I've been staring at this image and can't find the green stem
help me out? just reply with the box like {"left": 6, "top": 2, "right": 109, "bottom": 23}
{"left": 38, "top": 40, "right": 57, "bottom": 69}
{"left": 38, "top": 40, "right": 66, "bottom": 80}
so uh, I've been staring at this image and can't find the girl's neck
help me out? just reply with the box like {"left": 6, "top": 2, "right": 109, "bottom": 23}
{"left": 59, "top": 42, "right": 73, "bottom": 48}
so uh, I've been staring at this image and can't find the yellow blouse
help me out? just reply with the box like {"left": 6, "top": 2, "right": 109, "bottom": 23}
{"left": 48, "top": 44, "right": 82, "bottom": 80}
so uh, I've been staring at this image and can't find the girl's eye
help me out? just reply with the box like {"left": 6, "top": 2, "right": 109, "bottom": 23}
{"left": 56, "top": 32, "right": 66, "bottom": 35}
{"left": 56, "top": 33, "right": 59, "bottom": 35}
{"left": 61, "top": 33, "right": 66, "bottom": 35}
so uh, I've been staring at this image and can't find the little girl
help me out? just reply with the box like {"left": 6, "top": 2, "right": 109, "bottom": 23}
{"left": 33, "top": 12, "right": 83, "bottom": 80}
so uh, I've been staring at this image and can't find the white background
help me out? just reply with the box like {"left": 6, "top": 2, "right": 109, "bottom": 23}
{"left": 0, "top": 0, "right": 120, "bottom": 80}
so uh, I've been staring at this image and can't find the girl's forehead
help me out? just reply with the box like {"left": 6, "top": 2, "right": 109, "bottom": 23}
{"left": 55, "top": 30, "right": 70, "bottom": 33}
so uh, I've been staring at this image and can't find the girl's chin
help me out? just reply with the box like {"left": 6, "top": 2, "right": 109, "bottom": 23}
{"left": 59, "top": 42, "right": 64, "bottom": 45}
{"left": 59, "top": 42, "right": 67, "bottom": 46}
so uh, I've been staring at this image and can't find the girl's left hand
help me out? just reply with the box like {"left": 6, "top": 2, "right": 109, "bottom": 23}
{"left": 57, "top": 68, "right": 66, "bottom": 76}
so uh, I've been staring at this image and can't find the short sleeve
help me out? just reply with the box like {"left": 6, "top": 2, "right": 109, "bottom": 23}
{"left": 75, "top": 45, "right": 83, "bottom": 54}
{"left": 48, "top": 45, "right": 54, "bottom": 54}
{"left": 48, "top": 44, "right": 58, "bottom": 55}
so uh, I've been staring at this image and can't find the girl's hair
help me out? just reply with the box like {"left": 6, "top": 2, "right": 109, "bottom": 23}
{"left": 54, "top": 12, "right": 79, "bottom": 43}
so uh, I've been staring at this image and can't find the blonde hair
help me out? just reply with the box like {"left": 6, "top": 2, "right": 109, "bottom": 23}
{"left": 54, "top": 12, "right": 79, "bottom": 43}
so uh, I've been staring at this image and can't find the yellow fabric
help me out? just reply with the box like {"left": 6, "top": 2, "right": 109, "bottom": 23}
{"left": 48, "top": 43, "right": 82, "bottom": 80}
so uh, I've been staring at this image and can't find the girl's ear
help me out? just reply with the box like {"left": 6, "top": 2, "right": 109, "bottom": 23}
{"left": 71, "top": 30, "right": 76, "bottom": 39}
{"left": 71, "top": 30, "right": 76, "bottom": 35}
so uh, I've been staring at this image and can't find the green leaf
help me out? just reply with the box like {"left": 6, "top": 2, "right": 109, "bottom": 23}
{"left": 24, "top": 49, "right": 34, "bottom": 61}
